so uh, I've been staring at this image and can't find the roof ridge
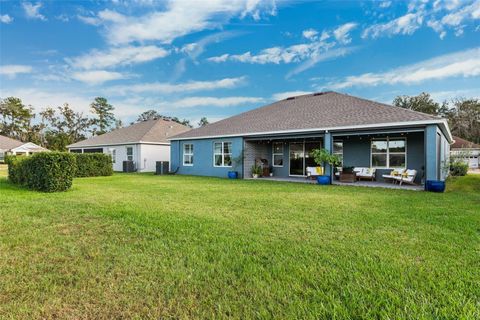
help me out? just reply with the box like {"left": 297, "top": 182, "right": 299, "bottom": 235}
{"left": 138, "top": 118, "right": 165, "bottom": 141}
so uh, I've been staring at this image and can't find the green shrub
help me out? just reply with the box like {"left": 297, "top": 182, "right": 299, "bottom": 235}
{"left": 74, "top": 153, "right": 113, "bottom": 177}
{"left": 6, "top": 152, "right": 77, "bottom": 192}
{"left": 449, "top": 161, "right": 468, "bottom": 176}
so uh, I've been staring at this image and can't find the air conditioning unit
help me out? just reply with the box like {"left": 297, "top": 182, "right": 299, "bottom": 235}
{"left": 155, "top": 161, "right": 169, "bottom": 175}
{"left": 123, "top": 160, "right": 136, "bottom": 173}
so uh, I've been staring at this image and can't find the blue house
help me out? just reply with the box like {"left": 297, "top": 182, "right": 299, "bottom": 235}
{"left": 169, "top": 92, "right": 452, "bottom": 186}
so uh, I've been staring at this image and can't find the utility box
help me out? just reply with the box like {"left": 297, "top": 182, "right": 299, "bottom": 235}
{"left": 123, "top": 161, "right": 136, "bottom": 173}
{"left": 155, "top": 161, "right": 169, "bottom": 175}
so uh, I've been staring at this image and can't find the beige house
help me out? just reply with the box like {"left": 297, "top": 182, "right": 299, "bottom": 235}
{"left": 450, "top": 136, "right": 479, "bottom": 169}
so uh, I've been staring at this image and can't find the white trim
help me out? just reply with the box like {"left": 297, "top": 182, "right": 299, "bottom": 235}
{"left": 126, "top": 146, "right": 134, "bottom": 161}
{"left": 183, "top": 143, "right": 194, "bottom": 166}
{"left": 67, "top": 141, "right": 170, "bottom": 149}
{"left": 169, "top": 119, "right": 452, "bottom": 142}
{"left": 213, "top": 141, "right": 233, "bottom": 168}
{"left": 272, "top": 142, "right": 284, "bottom": 167}
{"left": 370, "top": 137, "right": 407, "bottom": 169}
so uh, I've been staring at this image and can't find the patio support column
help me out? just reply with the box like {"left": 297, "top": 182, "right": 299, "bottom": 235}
{"left": 324, "top": 132, "right": 333, "bottom": 179}
{"left": 425, "top": 124, "right": 438, "bottom": 181}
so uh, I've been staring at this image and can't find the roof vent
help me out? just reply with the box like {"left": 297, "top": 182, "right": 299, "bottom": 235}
{"left": 286, "top": 96, "right": 296, "bottom": 100}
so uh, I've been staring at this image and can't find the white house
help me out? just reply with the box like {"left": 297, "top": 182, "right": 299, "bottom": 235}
{"left": 67, "top": 119, "right": 191, "bottom": 172}
{"left": 450, "top": 136, "right": 479, "bottom": 169}
{"left": 0, "top": 135, "right": 48, "bottom": 162}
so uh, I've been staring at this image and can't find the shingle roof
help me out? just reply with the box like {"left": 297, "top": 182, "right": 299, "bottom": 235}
{"left": 0, "top": 135, "right": 24, "bottom": 150}
{"left": 171, "top": 91, "right": 443, "bottom": 140}
{"left": 67, "top": 119, "right": 191, "bottom": 148}
{"left": 452, "top": 136, "right": 480, "bottom": 149}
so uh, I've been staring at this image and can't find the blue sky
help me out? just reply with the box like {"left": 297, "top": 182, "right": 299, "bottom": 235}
{"left": 1, "top": 0, "right": 479, "bottom": 126}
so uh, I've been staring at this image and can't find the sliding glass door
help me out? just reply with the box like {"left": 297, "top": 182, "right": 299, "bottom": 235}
{"left": 289, "top": 141, "right": 321, "bottom": 176}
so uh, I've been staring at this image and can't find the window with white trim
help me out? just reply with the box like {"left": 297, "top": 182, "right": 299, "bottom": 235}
{"left": 111, "top": 149, "right": 116, "bottom": 163}
{"left": 333, "top": 141, "right": 343, "bottom": 166}
{"left": 126, "top": 146, "right": 133, "bottom": 161}
{"left": 214, "top": 142, "right": 232, "bottom": 167}
{"left": 371, "top": 138, "right": 406, "bottom": 168}
{"left": 183, "top": 144, "right": 194, "bottom": 166}
{"left": 272, "top": 142, "right": 284, "bottom": 167}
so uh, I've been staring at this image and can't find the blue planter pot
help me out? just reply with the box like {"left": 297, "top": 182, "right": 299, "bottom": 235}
{"left": 317, "top": 175, "right": 331, "bottom": 185}
{"left": 425, "top": 180, "right": 446, "bottom": 192}
{"left": 228, "top": 171, "right": 238, "bottom": 179}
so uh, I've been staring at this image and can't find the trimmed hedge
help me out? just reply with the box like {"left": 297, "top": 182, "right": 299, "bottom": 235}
{"left": 74, "top": 153, "right": 113, "bottom": 177}
{"left": 6, "top": 152, "right": 77, "bottom": 192}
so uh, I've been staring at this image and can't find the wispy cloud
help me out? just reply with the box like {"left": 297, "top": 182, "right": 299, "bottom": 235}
{"left": 22, "top": 2, "right": 46, "bottom": 21}
{"left": 333, "top": 22, "right": 357, "bottom": 44}
{"left": 0, "top": 14, "right": 13, "bottom": 24}
{"left": 71, "top": 70, "right": 128, "bottom": 85}
{"left": 160, "top": 96, "right": 264, "bottom": 108}
{"left": 362, "top": 12, "right": 424, "bottom": 39}
{"left": 107, "top": 76, "right": 247, "bottom": 95}
{"left": 327, "top": 47, "right": 480, "bottom": 89}
{"left": 91, "top": 0, "right": 276, "bottom": 45}
{"left": 67, "top": 45, "right": 169, "bottom": 70}
{"left": 0, "top": 65, "right": 33, "bottom": 78}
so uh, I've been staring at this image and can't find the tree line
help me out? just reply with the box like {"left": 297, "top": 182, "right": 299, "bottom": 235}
{"left": 1, "top": 93, "right": 478, "bottom": 151}
{"left": 393, "top": 93, "right": 479, "bottom": 144}
{"left": 0, "top": 97, "right": 210, "bottom": 151}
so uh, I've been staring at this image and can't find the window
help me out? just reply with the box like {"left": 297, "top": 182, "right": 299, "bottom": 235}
{"left": 183, "top": 144, "right": 194, "bottom": 166}
{"left": 272, "top": 142, "right": 284, "bottom": 167}
{"left": 111, "top": 149, "right": 116, "bottom": 164}
{"left": 371, "top": 138, "right": 406, "bottom": 168}
{"left": 214, "top": 142, "right": 232, "bottom": 167}
{"left": 126, "top": 147, "right": 133, "bottom": 161}
{"left": 333, "top": 141, "right": 343, "bottom": 166}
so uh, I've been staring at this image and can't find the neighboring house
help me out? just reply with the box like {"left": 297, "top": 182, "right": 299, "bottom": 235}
{"left": 169, "top": 92, "right": 453, "bottom": 184}
{"left": 67, "top": 119, "right": 190, "bottom": 172}
{"left": 0, "top": 135, "right": 47, "bottom": 162}
{"left": 450, "top": 136, "right": 479, "bottom": 169}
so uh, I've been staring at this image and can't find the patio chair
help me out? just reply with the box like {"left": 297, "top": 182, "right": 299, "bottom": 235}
{"left": 354, "top": 167, "right": 376, "bottom": 181}
{"left": 394, "top": 169, "right": 417, "bottom": 185}
{"left": 306, "top": 166, "right": 323, "bottom": 179}
{"left": 382, "top": 168, "right": 406, "bottom": 183}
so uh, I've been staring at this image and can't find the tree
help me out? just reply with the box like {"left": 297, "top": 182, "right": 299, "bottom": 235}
{"left": 447, "top": 98, "right": 480, "bottom": 144}
{"left": 393, "top": 92, "right": 440, "bottom": 115}
{"left": 0, "top": 97, "right": 34, "bottom": 141}
{"left": 40, "top": 104, "right": 91, "bottom": 151}
{"left": 90, "top": 97, "right": 115, "bottom": 135}
{"left": 137, "top": 110, "right": 161, "bottom": 122}
{"left": 198, "top": 117, "right": 209, "bottom": 127}
{"left": 172, "top": 117, "right": 192, "bottom": 128}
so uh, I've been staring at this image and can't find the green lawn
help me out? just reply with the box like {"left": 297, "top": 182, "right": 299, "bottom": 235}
{"left": 0, "top": 171, "right": 479, "bottom": 319}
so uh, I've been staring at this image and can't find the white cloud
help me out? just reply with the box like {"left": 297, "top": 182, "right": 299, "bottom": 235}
{"left": 286, "top": 47, "right": 356, "bottom": 78}
{"left": 0, "top": 65, "right": 33, "bottom": 78}
{"left": 271, "top": 91, "right": 312, "bottom": 101}
{"left": 67, "top": 45, "right": 169, "bottom": 70}
{"left": 107, "top": 76, "right": 246, "bottom": 95}
{"left": 327, "top": 47, "right": 480, "bottom": 89}
{"left": 0, "top": 14, "right": 13, "bottom": 24}
{"left": 362, "top": 12, "right": 424, "bottom": 39}
{"left": 302, "top": 28, "right": 318, "bottom": 40}
{"left": 71, "top": 70, "right": 128, "bottom": 85}
{"left": 208, "top": 41, "right": 333, "bottom": 65}
{"left": 22, "top": 2, "right": 46, "bottom": 21}
{"left": 333, "top": 22, "right": 357, "bottom": 44}
{"left": 379, "top": 1, "right": 392, "bottom": 8}
{"left": 162, "top": 96, "right": 263, "bottom": 108}
{"left": 93, "top": 0, "right": 276, "bottom": 45}
{"left": 429, "top": 88, "right": 480, "bottom": 101}
{"left": 77, "top": 15, "right": 101, "bottom": 25}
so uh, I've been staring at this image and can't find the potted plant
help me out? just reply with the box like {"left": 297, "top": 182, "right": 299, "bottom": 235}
{"left": 228, "top": 152, "right": 243, "bottom": 179}
{"left": 311, "top": 148, "right": 342, "bottom": 185}
{"left": 251, "top": 164, "right": 262, "bottom": 178}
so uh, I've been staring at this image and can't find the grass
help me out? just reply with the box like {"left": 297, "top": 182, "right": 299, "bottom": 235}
{"left": 0, "top": 170, "right": 479, "bottom": 319}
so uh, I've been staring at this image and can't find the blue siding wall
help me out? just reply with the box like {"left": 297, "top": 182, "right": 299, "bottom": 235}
{"left": 171, "top": 137, "right": 244, "bottom": 178}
